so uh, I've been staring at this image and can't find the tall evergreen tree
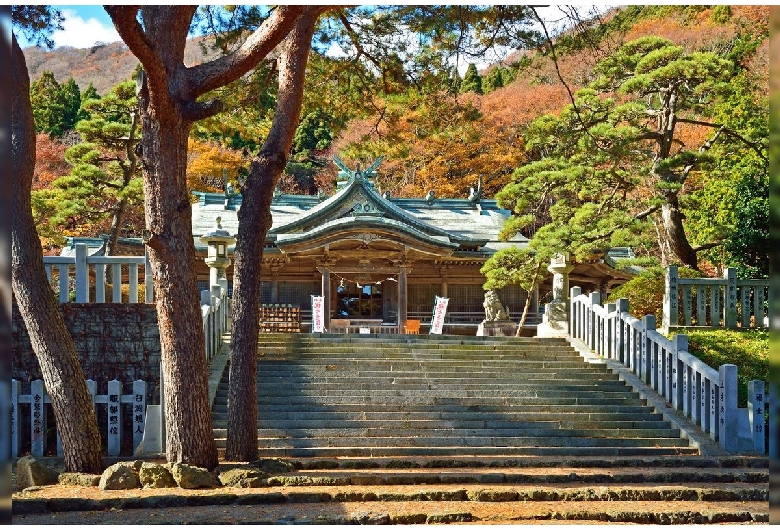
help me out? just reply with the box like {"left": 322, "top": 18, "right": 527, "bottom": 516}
{"left": 33, "top": 80, "right": 143, "bottom": 263}
{"left": 60, "top": 77, "right": 81, "bottom": 131}
{"left": 29, "top": 71, "right": 66, "bottom": 136}
{"left": 460, "top": 63, "right": 483, "bottom": 94}
{"left": 483, "top": 66, "right": 504, "bottom": 93}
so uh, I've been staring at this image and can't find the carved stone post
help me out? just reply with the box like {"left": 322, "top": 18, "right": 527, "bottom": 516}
{"left": 537, "top": 253, "right": 575, "bottom": 338}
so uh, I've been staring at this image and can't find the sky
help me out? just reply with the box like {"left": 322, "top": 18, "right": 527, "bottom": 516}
{"left": 20, "top": 5, "right": 583, "bottom": 50}
{"left": 16, "top": 5, "right": 617, "bottom": 77}
{"left": 31, "top": 5, "right": 121, "bottom": 48}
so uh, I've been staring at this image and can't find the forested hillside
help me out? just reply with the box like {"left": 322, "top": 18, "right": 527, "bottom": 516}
{"left": 26, "top": 5, "right": 768, "bottom": 276}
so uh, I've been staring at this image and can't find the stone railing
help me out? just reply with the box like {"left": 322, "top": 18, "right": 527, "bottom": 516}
{"left": 570, "top": 286, "right": 767, "bottom": 454}
{"left": 201, "top": 280, "right": 230, "bottom": 364}
{"left": 43, "top": 243, "right": 153, "bottom": 303}
{"left": 663, "top": 266, "right": 768, "bottom": 330}
{"left": 10, "top": 379, "right": 147, "bottom": 458}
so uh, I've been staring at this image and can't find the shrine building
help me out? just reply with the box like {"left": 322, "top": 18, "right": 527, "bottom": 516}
{"left": 188, "top": 159, "right": 633, "bottom": 334}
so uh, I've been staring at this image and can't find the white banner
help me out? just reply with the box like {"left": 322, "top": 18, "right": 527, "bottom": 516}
{"left": 429, "top": 295, "right": 449, "bottom": 335}
{"left": 311, "top": 295, "right": 324, "bottom": 333}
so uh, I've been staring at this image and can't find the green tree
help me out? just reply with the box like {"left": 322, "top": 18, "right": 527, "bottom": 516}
{"left": 481, "top": 246, "right": 550, "bottom": 336}
{"left": 496, "top": 36, "right": 767, "bottom": 270}
{"left": 60, "top": 77, "right": 81, "bottom": 131}
{"left": 34, "top": 80, "right": 143, "bottom": 262}
{"left": 11, "top": 5, "right": 104, "bottom": 474}
{"left": 460, "top": 63, "right": 483, "bottom": 94}
{"left": 483, "top": 66, "right": 504, "bottom": 93}
{"left": 30, "top": 71, "right": 66, "bottom": 136}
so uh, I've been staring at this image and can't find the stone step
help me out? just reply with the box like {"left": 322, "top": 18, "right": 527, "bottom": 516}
{"left": 212, "top": 426, "right": 682, "bottom": 439}
{"left": 13, "top": 495, "right": 768, "bottom": 525}
{"left": 258, "top": 349, "right": 580, "bottom": 357}
{"left": 259, "top": 469, "right": 769, "bottom": 488}
{"left": 213, "top": 396, "right": 654, "bottom": 410}
{"left": 257, "top": 360, "right": 595, "bottom": 369}
{"left": 211, "top": 411, "right": 667, "bottom": 423}
{"left": 221, "top": 435, "right": 692, "bottom": 449}
{"left": 250, "top": 381, "right": 631, "bottom": 392}
{"left": 253, "top": 365, "right": 618, "bottom": 376}
{"left": 212, "top": 419, "right": 674, "bottom": 430}
{"left": 281, "top": 454, "right": 767, "bottom": 470}
{"left": 243, "top": 446, "right": 701, "bottom": 458}
{"left": 244, "top": 396, "right": 648, "bottom": 407}
{"left": 257, "top": 334, "right": 571, "bottom": 344}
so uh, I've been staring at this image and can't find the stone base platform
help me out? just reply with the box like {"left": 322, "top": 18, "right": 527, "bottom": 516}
{"left": 475, "top": 320, "right": 516, "bottom": 337}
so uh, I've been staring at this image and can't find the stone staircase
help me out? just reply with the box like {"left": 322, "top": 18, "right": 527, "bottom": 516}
{"left": 204, "top": 334, "right": 768, "bottom": 524}
{"left": 213, "top": 334, "right": 696, "bottom": 459}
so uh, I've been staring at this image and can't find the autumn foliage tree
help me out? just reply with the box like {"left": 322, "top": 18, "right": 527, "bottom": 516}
{"left": 186, "top": 137, "right": 249, "bottom": 194}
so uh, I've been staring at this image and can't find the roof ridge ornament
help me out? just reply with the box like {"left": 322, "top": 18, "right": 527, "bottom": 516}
{"left": 468, "top": 175, "right": 483, "bottom": 203}
{"left": 333, "top": 155, "right": 384, "bottom": 187}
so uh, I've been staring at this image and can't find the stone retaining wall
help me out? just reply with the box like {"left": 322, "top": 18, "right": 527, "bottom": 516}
{"left": 12, "top": 302, "right": 161, "bottom": 403}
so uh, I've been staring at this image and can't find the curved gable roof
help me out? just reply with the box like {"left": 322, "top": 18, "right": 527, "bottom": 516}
{"left": 269, "top": 175, "right": 488, "bottom": 249}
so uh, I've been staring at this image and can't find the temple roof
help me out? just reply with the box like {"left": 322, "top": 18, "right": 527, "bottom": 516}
{"left": 191, "top": 173, "right": 527, "bottom": 257}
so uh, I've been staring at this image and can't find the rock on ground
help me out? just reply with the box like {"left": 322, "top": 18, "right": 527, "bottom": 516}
{"left": 139, "top": 462, "right": 177, "bottom": 489}
{"left": 99, "top": 462, "right": 141, "bottom": 490}
{"left": 15, "top": 456, "right": 59, "bottom": 489}
{"left": 169, "top": 463, "right": 217, "bottom": 489}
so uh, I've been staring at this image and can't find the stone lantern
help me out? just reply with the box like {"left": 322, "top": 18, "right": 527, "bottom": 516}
{"left": 200, "top": 216, "right": 235, "bottom": 288}
{"left": 537, "top": 252, "right": 575, "bottom": 338}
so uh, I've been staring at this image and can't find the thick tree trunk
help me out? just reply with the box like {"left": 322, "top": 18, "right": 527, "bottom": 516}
{"left": 137, "top": 81, "right": 218, "bottom": 470}
{"left": 105, "top": 4, "right": 314, "bottom": 467}
{"left": 658, "top": 195, "right": 698, "bottom": 270}
{"left": 226, "top": 13, "right": 319, "bottom": 461}
{"left": 225, "top": 158, "right": 280, "bottom": 461}
{"left": 11, "top": 35, "right": 104, "bottom": 474}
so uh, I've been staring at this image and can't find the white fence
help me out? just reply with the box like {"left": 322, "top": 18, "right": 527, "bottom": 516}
{"left": 11, "top": 379, "right": 147, "bottom": 458}
{"left": 570, "top": 286, "right": 767, "bottom": 454}
{"left": 44, "top": 243, "right": 153, "bottom": 303}
{"left": 663, "top": 266, "right": 768, "bottom": 330}
{"left": 202, "top": 280, "right": 230, "bottom": 364}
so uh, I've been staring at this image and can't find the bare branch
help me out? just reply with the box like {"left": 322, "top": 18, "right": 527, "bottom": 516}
{"left": 676, "top": 118, "right": 768, "bottom": 162}
{"left": 634, "top": 204, "right": 660, "bottom": 220}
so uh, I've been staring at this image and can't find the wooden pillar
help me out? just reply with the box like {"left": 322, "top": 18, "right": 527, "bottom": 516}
{"left": 270, "top": 277, "right": 279, "bottom": 303}
{"left": 440, "top": 279, "right": 448, "bottom": 298}
{"left": 398, "top": 267, "right": 408, "bottom": 332}
{"left": 321, "top": 268, "right": 331, "bottom": 332}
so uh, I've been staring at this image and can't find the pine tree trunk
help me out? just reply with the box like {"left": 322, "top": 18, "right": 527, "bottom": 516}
{"left": 225, "top": 157, "right": 281, "bottom": 462}
{"left": 11, "top": 35, "right": 104, "bottom": 474}
{"left": 226, "top": 14, "right": 319, "bottom": 461}
{"left": 659, "top": 196, "right": 698, "bottom": 270}
{"left": 137, "top": 78, "right": 218, "bottom": 470}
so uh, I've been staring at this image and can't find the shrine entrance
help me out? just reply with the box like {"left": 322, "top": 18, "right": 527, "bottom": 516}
{"left": 336, "top": 282, "right": 383, "bottom": 319}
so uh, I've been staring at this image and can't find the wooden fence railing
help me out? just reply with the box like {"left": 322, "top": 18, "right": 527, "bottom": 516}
{"left": 11, "top": 379, "right": 147, "bottom": 458}
{"left": 571, "top": 286, "right": 767, "bottom": 454}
